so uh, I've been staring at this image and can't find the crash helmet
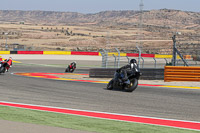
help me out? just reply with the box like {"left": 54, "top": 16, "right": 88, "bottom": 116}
{"left": 130, "top": 59, "right": 137, "bottom": 64}
{"left": 130, "top": 59, "right": 137, "bottom": 69}
{"left": 71, "top": 61, "right": 76, "bottom": 66}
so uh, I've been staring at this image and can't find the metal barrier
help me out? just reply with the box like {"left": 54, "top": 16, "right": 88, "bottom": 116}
{"left": 89, "top": 68, "right": 164, "bottom": 80}
{"left": 164, "top": 66, "right": 200, "bottom": 82}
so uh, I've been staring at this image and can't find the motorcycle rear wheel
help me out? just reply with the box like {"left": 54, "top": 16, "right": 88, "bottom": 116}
{"left": 65, "top": 67, "right": 69, "bottom": 72}
{"left": 0, "top": 66, "right": 5, "bottom": 74}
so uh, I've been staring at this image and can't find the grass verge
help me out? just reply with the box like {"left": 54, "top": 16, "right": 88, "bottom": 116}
{"left": 0, "top": 106, "right": 199, "bottom": 133}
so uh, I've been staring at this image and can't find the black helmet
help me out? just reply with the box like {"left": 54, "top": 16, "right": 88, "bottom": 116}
{"left": 130, "top": 59, "right": 137, "bottom": 64}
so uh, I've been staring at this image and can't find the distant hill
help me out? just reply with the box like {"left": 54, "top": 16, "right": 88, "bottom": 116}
{"left": 0, "top": 9, "right": 200, "bottom": 28}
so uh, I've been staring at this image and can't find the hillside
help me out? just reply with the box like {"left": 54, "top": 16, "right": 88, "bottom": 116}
{"left": 0, "top": 9, "right": 200, "bottom": 28}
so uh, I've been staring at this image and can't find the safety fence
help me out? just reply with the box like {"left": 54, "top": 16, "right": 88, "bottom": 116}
{"left": 99, "top": 47, "right": 200, "bottom": 68}
{"left": 164, "top": 66, "right": 200, "bottom": 82}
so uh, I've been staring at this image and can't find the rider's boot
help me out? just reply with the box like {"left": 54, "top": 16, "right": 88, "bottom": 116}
{"left": 118, "top": 79, "right": 123, "bottom": 86}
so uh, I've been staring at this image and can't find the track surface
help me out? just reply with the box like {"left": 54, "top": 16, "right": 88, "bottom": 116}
{"left": 0, "top": 60, "right": 200, "bottom": 122}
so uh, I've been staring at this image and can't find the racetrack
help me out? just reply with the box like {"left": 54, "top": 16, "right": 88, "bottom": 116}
{"left": 0, "top": 60, "right": 200, "bottom": 123}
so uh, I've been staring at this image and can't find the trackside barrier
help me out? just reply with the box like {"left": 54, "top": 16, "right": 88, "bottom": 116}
{"left": 43, "top": 51, "right": 71, "bottom": 55}
{"left": 164, "top": 66, "right": 200, "bottom": 82}
{"left": 89, "top": 68, "right": 164, "bottom": 80}
{"left": 0, "top": 51, "right": 189, "bottom": 59}
{"left": 0, "top": 51, "right": 10, "bottom": 54}
{"left": 71, "top": 51, "right": 99, "bottom": 56}
{"left": 17, "top": 51, "right": 43, "bottom": 54}
{"left": 155, "top": 54, "right": 181, "bottom": 59}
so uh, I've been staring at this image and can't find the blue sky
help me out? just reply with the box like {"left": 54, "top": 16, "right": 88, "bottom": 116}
{"left": 0, "top": 0, "right": 199, "bottom": 13}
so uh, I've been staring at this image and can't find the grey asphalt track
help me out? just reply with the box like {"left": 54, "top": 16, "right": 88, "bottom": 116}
{"left": 0, "top": 60, "right": 200, "bottom": 123}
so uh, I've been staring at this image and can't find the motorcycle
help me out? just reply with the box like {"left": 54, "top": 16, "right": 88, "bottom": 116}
{"left": 0, "top": 61, "right": 7, "bottom": 74}
{"left": 65, "top": 64, "right": 76, "bottom": 73}
{"left": 107, "top": 68, "right": 142, "bottom": 92}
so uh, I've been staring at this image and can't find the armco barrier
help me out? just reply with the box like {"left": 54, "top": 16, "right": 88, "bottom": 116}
{"left": 89, "top": 68, "right": 164, "bottom": 80}
{"left": 164, "top": 66, "right": 200, "bottom": 82}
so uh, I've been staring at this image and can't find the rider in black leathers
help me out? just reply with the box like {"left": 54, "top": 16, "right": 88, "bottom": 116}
{"left": 116, "top": 59, "right": 139, "bottom": 82}
{"left": 70, "top": 62, "right": 76, "bottom": 68}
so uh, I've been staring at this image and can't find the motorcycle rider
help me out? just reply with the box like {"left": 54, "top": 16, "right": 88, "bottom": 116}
{"left": 116, "top": 59, "right": 139, "bottom": 83}
{"left": 4, "top": 57, "right": 13, "bottom": 72}
{"left": 70, "top": 61, "right": 76, "bottom": 69}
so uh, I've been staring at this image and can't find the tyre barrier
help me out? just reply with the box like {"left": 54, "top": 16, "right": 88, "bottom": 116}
{"left": 89, "top": 68, "right": 164, "bottom": 80}
{"left": 164, "top": 66, "right": 200, "bottom": 82}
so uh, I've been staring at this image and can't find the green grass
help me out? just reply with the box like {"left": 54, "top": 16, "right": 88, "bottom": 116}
{"left": 0, "top": 106, "right": 199, "bottom": 133}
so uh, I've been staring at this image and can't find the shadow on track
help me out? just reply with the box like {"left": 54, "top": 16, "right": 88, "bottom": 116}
{"left": 103, "top": 87, "right": 134, "bottom": 93}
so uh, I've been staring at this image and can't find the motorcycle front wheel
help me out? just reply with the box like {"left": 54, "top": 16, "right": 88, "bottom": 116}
{"left": 124, "top": 78, "right": 138, "bottom": 92}
{"left": 70, "top": 68, "right": 75, "bottom": 73}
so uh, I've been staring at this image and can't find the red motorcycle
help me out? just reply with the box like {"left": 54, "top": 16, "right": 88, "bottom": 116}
{"left": 65, "top": 62, "right": 76, "bottom": 73}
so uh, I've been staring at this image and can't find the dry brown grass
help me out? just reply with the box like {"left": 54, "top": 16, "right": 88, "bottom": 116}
{"left": 0, "top": 22, "right": 198, "bottom": 53}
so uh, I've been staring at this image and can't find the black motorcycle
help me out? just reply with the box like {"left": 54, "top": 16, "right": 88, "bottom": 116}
{"left": 0, "top": 61, "right": 7, "bottom": 74}
{"left": 107, "top": 68, "right": 141, "bottom": 92}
